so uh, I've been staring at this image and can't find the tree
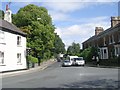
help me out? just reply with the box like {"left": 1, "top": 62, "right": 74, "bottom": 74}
{"left": 67, "top": 42, "right": 81, "bottom": 56}
{"left": 0, "top": 10, "right": 4, "bottom": 19}
{"left": 79, "top": 47, "right": 99, "bottom": 62}
{"left": 54, "top": 34, "right": 66, "bottom": 56}
{"left": 13, "top": 4, "right": 56, "bottom": 59}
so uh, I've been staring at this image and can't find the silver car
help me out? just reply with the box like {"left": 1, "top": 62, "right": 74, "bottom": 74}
{"left": 62, "top": 60, "right": 72, "bottom": 67}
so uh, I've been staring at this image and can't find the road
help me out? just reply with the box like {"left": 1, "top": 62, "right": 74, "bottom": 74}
{"left": 2, "top": 62, "right": 119, "bottom": 89}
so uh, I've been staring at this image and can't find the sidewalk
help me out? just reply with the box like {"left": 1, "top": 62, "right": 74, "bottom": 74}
{"left": 1, "top": 59, "right": 56, "bottom": 78}
{"left": 85, "top": 63, "right": 120, "bottom": 69}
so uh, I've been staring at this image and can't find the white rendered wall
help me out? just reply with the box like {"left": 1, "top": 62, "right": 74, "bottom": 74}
{"left": 0, "top": 30, "right": 27, "bottom": 72}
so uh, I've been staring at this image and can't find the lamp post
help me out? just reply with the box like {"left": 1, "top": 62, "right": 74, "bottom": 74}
{"left": 26, "top": 47, "right": 31, "bottom": 69}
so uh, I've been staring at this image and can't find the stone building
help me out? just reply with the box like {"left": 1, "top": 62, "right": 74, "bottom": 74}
{"left": 82, "top": 16, "right": 120, "bottom": 60}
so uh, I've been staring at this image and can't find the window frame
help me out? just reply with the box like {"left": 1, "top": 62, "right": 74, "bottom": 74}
{"left": 0, "top": 51, "right": 4, "bottom": 65}
{"left": 17, "top": 36, "right": 21, "bottom": 46}
{"left": 17, "top": 53, "right": 21, "bottom": 64}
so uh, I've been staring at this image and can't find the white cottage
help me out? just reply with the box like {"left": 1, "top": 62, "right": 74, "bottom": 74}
{"left": 0, "top": 5, "right": 27, "bottom": 72}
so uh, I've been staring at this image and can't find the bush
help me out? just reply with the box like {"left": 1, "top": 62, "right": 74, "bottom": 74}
{"left": 28, "top": 55, "right": 38, "bottom": 63}
{"left": 100, "top": 58, "right": 119, "bottom": 66}
{"left": 79, "top": 47, "right": 93, "bottom": 62}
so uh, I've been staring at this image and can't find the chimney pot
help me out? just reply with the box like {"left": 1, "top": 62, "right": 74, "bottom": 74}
{"left": 6, "top": 4, "right": 8, "bottom": 11}
{"left": 111, "top": 16, "right": 120, "bottom": 27}
{"left": 95, "top": 27, "right": 104, "bottom": 36}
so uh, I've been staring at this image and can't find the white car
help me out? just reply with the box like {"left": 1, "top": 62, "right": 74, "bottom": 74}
{"left": 74, "top": 57, "right": 85, "bottom": 66}
{"left": 62, "top": 60, "right": 72, "bottom": 67}
{"left": 68, "top": 56, "right": 78, "bottom": 65}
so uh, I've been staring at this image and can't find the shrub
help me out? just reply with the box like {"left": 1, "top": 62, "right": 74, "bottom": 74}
{"left": 79, "top": 47, "right": 92, "bottom": 61}
{"left": 28, "top": 55, "right": 38, "bottom": 63}
{"left": 100, "top": 58, "right": 119, "bottom": 66}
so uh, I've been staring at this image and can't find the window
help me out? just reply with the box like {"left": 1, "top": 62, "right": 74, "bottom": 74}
{"left": 112, "top": 35, "right": 115, "bottom": 43}
{"left": 118, "top": 33, "right": 120, "bottom": 42}
{"left": 0, "top": 51, "right": 4, "bottom": 65}
{"left": 103, "top": 37, "right": 106, "bottom": 46}
{"left": 17, "top": 53, "right": 21, "bottom": 63}
{"left": 114, "top": 45, "right": 120, "bottom": 56}
{"left": 104, "top": 49, "right": 106, "bottom": 53}
{"left": 109, "top": 35, "right": 115, "bottom": 44}
{"left": 109, "top": 36, "right": 111, "bottom": 44}
{"left": 17, "top": 36, "right": 21, "bottom": 46}
{"left": 0, "top": 31, "right": 5, "bottom": 44}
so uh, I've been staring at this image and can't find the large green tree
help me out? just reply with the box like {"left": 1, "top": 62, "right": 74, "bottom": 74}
{"left": 13, "top": 4, "right": 56, "bottom": 59}
{"left": 67, "top": 42, "right": 81, "bottom": 56}
{"left": 0, "top": 10, "right": 4, "bottom": 19}
{"left": 54, "top": 34, "right": 66, "bottom": 55}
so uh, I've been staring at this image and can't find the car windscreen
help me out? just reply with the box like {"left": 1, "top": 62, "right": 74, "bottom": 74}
{"left": 74, "top": 58, "right": 83, "bottom": 60}
{"left": 64, "top": 60, "right": 70, "bottom": 62}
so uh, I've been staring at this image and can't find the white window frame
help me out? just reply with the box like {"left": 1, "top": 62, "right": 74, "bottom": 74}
{"left": 17, "top": 53, "right": 21, "bottom": 63}
{"left": 114, "top": 45, "right": 120, "bottom": 56}
{"left": 112, "top": 35, "right": 115, "bottom": 43}
{"left": 0, "top": 30, "right": 5, "bottom": 44}
{"left": 109, "top": 36, "right": 112, "bottom": 44}
{"left": 103, "top": 37, "right": 106, "bottom": 46}
{"left": 17, "top": 36, "right": 21, "bottom": 46}
{"left": 119, "top": 33, "right": 120, "bottom": 42}
{"left": 109, "top": 35, "right": 115, "bottom": 44}
{"left": 0, "top": 51, "right": 4, "bottom": 65}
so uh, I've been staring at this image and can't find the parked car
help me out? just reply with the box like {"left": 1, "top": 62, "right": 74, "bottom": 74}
{"left": 68, "top": 56, "right": 78, "bottom": 65}
{"left": 62, "top": 60, "right": 72, "bottom": 67}
{"left": 73, "top": 57, "right": 85, "bottom": 66}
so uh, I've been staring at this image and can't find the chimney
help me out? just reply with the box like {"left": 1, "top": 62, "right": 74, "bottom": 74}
{"left": 95, "top": 27, "right": 104, "bottom": 36}
{"left": 6, "top": 4, "right": 8, "bottom": 11}
{"left": 111, "top": 16, "right": 120, "bottom": 27}
{"left": 4, "top": 4, "right": 12, "bottom": 23}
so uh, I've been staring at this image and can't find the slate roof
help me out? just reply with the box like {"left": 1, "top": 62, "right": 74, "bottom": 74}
{"left": 83, "top": 23, "right": 120, "bottom": 44}
{"left": 0, "top": 19, "right": 26, "bottom": 37}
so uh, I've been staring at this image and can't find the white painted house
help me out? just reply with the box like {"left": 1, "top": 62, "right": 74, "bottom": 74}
{"left": 0, "top": 5, "right": 27, "bottom": 72}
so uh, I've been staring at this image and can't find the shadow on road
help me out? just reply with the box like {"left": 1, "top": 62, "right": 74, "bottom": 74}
{"left": 61, "top": 79, "right": 119, "bottom": 89}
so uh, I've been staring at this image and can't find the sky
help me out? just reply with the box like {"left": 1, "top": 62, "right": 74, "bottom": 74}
{"left": 1, "top": 0, "right": 120, "bottom": 49}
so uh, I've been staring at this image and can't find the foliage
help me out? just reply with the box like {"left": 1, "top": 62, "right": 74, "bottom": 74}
{"left": 54, "top": 34, "right": 66, "bottom": 55}
{"left": 13, "top": 4, "right": 58, "bottom": 59}
{"left": 0, "top": 10, "right": 4, "bottom": 19}
{"left": 100, "top": 58, "right": 119, "bottom": 66}
{"left": 79, "top": 47, "right": 98, "bottom": 61}
{"left": 28, "top": 55, "right": 38, "bottom": 63}
{"left": 67, "top": 42, "right": 81, "bottom": 56}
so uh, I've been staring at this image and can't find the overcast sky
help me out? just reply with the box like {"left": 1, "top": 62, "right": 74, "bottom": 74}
{"left": 1, "top": 0, "right": 119, "bottom": 49}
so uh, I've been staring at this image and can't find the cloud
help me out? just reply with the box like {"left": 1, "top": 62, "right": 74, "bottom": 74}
{"left": 2, "top": 0, "right": 119, "bottom": 2}
{"left": 49, "top": 11, "right": 70, "bottom": 21}
{"left": 55, "top": 16, "right": 110, "bottom": 49}
{"left": 44, "top": 2, "right": 89, "bottom": 13}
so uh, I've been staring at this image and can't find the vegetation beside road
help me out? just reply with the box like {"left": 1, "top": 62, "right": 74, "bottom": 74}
{"left": 12, "top": 4, "right": 65, "bottom": 62}
{"left": 79, "top": 47, "right": 119, "bottom": 67}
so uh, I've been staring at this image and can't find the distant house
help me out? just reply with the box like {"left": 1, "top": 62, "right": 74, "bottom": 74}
{"left": 82, "top": 16, "right": 120, "bottom": 60}
{"left": 0, "top": 5, "right": 27, "bottom": 72}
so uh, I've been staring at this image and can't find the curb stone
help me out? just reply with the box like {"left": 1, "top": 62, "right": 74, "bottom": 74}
{"left": 1, "top": 59, "right": 56, "bottom": 78}
{"left": 85, "top": 64, "right": 120, "bottom": 69}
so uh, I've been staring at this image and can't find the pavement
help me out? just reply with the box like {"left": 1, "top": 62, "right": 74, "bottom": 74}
{"left": 85, "top": 63, "right": 120, "bottom": 69}
{"left": 1, "top": 59, "right": 56, "bottom": 78}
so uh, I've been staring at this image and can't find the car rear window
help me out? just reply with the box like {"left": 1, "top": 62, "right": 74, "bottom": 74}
{"left": 74, "top": 58, "right": 83, "bottom": 60}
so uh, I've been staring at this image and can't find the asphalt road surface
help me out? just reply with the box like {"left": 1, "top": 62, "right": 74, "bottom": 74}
{"left": 2, "top": 62, "right": 119, "bottom": 89}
